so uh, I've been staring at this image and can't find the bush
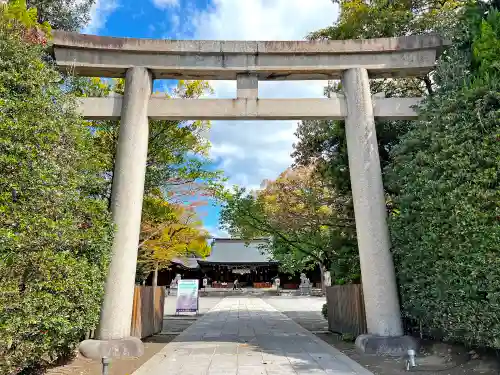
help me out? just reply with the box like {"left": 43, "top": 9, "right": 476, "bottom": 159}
{"left": 341, "top": 333, "right": 355, "bottom": 342}
{"left": 0, "top": 10, "right": 112, "bottom": 373}
{"left": 387, "top": 5, "right": 500, "bottom": 348}
{"left": 321, "top": 303, "right": 328, "bottom": 320}
{"left": 1, "top": 252, "right": 108, "bottom": 372}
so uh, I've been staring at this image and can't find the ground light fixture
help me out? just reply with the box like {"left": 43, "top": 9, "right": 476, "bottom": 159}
{"left": 406, "top": 349, "right": 417, "bottom": 371}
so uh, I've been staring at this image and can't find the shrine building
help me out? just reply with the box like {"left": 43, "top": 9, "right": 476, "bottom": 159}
{"left": 198, "top": 238, "right": 278, "bottom": 288}
{"left": 152, "top": 238, "right": 322, "bottom": 289}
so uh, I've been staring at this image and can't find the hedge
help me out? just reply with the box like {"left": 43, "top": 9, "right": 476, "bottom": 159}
{"left": 0, "top": 14, "right": 112, "bottom": 373}
{"left": 387, "top": 4, "right": 500, "bottom": 348}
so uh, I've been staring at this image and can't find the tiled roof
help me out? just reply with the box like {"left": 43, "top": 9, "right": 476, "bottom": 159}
{"left": 198, "top": 238, "right": 276, "bottom": 264}
{"left": 171, "top": 257, "right": 200, "bottom": 269}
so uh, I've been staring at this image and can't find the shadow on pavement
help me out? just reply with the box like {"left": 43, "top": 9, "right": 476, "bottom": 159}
{"left": 146, "top": 296, "right": 369, "bottom": 375}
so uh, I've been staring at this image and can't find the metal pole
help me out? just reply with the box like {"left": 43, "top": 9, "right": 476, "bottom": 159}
{"left": 102, "top": 357, "right": 111, "bottom": 375}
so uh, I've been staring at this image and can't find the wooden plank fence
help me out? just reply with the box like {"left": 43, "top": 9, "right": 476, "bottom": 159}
{"left": 326, "top": 284, "right": 367, "bottom": 337}
{"left": 131, "top": 286, "right": 165, "bottom": 339}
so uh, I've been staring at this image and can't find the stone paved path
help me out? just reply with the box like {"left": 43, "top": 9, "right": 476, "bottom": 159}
{"left": 133, "top": 297, "right": 373, "bottom": 375}
{"left": 264, "top": 296, "right": 329, "bottom": 332}
{"left": 160, "top": 296, "right": 223, "bottom": 334}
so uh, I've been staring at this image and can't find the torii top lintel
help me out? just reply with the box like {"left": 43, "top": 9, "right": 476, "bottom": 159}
{"left": 51, "top": 31, "right": 449, "bottom": 80}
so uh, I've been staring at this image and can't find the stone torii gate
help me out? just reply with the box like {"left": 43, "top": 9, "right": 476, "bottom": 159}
{"left": 51, "top": 31, "right": 446, "bottom": 357}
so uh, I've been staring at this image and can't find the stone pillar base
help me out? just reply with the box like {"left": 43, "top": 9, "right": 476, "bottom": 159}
{"left": 79, "top": 337, "right": 144, "bottom": 360}
{"left": 355, "top": 334, "right": 419, "bottom": 356}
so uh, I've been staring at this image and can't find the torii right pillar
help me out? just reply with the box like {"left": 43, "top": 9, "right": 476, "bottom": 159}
{"left": 342, "top": 67, "right": 418, "bottom": 355}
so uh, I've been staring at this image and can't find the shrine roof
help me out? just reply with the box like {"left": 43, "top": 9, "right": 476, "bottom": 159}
{"left": 171, "top": 256, "right": 200, "bottom": 269}
{"left": 198, "top": 238, "right": 277, "bottom": 265}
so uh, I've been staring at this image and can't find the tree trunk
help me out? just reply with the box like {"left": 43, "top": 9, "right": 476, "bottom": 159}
{"left": 319, "top": 263, "right": 326, "bottom": 295}
{"left": 152, "top": 264, "right": 159, "bottom": 319}
{"left": 319, "top": 263, "right": 332, "bottom": 295}
{"left": 152, "top": 263, "right": 159, "bottom": 288}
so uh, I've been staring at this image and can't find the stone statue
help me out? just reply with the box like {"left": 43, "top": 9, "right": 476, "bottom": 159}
{"left": 170, "top": 274, "right": 181, "bottom": 288}
{"left": 274, "top": 276, "right": 280, "bottom": 288}
{"left": 299, "top": 273, "right": 312, "bottom": 296}
{"left": 299, "top": 273, "right": 310, "bottom": 287}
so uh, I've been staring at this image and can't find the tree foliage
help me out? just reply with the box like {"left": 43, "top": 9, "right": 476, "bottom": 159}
{"left": 312, "top": 0, "right": 464, "bottom": 40}
{"left": 219, "top": 166, "right": 359, "bottom": 283}
{"left": 136, "top": 194, "right": 211, "bottom": 282}
{"left": 1, "top": 0, "right": 51, "bottom": 44}
{"left": 0, "top": 0, "right": 221, "bottom": 372}
{"left": 72, "top": 77, "right": 223, "bottom": 283}
{"left": 70, "top": 77, "right": 222, "bottom": 204}
{"left": 293, "top": 0, "right": 465, "bottom": 193}
{"left": 25, "top": 0, "right": 96, "bottom": 31}
{"left": 386, "top": 2, "right": 500, "bottom": 347}
{"left": 297, "top": 0, "right": 500, "bottom": 348}
{"left": 0, "top": 5, "right": 112, "bottom": 372}
{"left": 290, "top": 0, "right": 462, "bottom": 287}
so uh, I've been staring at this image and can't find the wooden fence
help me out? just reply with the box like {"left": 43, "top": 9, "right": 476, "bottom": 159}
{"left": 131, "top": 286, "right": 165, "bottom": 339}
{"left": 325, "top": 284, "right": 367, "bottom": 337}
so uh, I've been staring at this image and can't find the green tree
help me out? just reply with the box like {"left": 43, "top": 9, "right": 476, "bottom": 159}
{"left": 70, "top": 69, "right": 225, "bottom": 290}
{"left": 134, "top": 189, "right": 211, "bottom": 284}
{"left": 70, "top": 77, "right": 223, "bottom": 206}
{"left": 219, "top": 166, "right": 359, "bottom": 285}
{"left": 138, "top": 199, "right": 211, "bottom": 285}
{"left": 25, "top": 0, "right": 96, "bottom": 31}
{"left": 294, "top": 0, "right": 466, "bottom": 194}
{"left": 0, "top": 3, "right": 112, "bottom": 373}
{"left": 291, "top": 0, "right": 468, "bottom": 294}
{"left": 386, "top": 2, "right": 500, "bottom": 347}
{"left": 1, "top": 0, "right": 51, "bottom": 45}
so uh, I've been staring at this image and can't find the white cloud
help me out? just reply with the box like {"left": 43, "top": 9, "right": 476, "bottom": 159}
{"left": 152, "top": 0, "right": 179, "bottom": 9}
{"left": 210, "top": 143, "right": 244, "bottom": 159}
{"left": 205, "top": 225, "right": 230, "bottom": 239}
{"left": 187, "top": 0, "right": 339, "bottom": 190}
{"left": 192, "top": 0, "right": 337, "bottom": 41}
{"left": 82, "top": 0, "right": 119, "bottom": 34}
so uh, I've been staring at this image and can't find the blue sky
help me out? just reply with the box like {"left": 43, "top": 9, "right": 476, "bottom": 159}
{"left": 83, "top": 0, "right": 339, "bottom": 237}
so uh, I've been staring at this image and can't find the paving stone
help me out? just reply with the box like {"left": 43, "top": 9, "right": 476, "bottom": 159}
{"left": 177, "top": 367, "right": 209, "bottom": 375}
{"left": 264, "top": 296, "right": 330, "bottom": 332}
{"left": 262, "top": 352, "right": 290, "bottom": 365}
{"left": 132, "top": 297, "right": 373, "bottom": 375}
{"left": 209, "top": 359, "right": 237, "bottom": 369}
{"left": 265, "top": 364, "right": 297, "bottom": 374}
{"left": 214, "top": 346, "right": 238, "bottom": 355}
{"left": 236, "top": 365, "right": 267, "bottom": 375}
{"left": 296, "top": 370, "right": 328, "bottom": 375}
{"left": 238, "top": 354, "right": 265, "bottom": 366}
{"left": 316, "top": 357, "right": 356, "bottom": 372}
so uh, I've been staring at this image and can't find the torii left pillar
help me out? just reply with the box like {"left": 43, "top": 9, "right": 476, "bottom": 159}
{"left": 80, "top": 67, "right": 151, "bottom": 359}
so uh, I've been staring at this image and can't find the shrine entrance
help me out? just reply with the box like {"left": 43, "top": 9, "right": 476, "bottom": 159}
{"left": 51, "top": 31, "right": 447, "bottom": 354}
